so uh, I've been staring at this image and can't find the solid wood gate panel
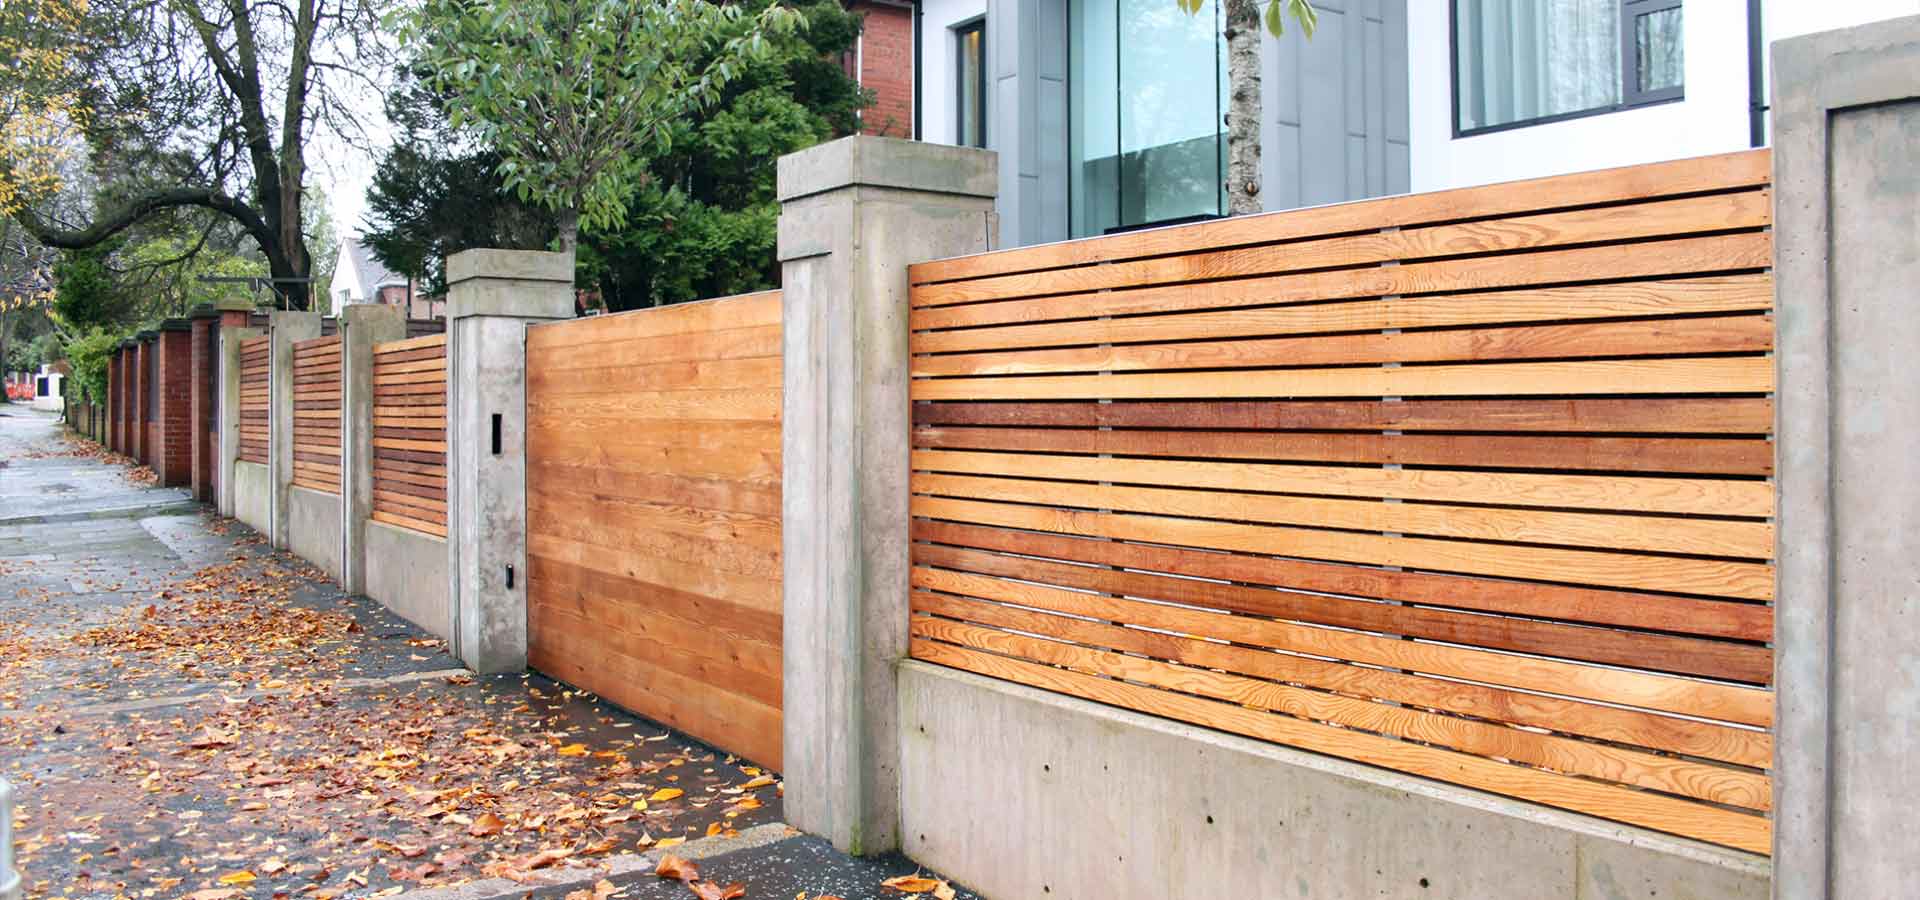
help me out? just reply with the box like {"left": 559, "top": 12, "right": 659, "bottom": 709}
{"left": 525, "top": 290, "right": 783, "bottom": 768}
{"left": 907, "top": 150, "right": 1776, "bottom": 854}
{"left": 291, "top": 335, "right": 343, "bottom": 493}
{"left": 370, "top": 333, "right": 447, "bottom": 536}
{"left": 237, "top": 336, "right": 270, "bottom": 465}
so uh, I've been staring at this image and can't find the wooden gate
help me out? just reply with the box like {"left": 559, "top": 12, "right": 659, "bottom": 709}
{"left": 525, "top": 291, "right": 783, "bottom": 768}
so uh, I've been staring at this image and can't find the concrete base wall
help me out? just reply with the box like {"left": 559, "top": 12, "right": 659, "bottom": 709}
{"left": 234, "top": 461, "right": 271, "bottom": 536}
{"left": 898, "top": 662, "right": 1769, "bottom": 900}
{"left": 287, "top": 487, "right": 343, "bottom": 581}
{"left": 365, "top": 520, "right": 449, "bottom": 639}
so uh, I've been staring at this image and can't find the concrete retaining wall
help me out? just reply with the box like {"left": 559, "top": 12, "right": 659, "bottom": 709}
{"left": 898, "top": 662, "right": 1769, "bottom": 900}
{"left": 287, "top": 487, "right": 343, "bottom": 582}
{"left": 365, "top": 519, "right": 449, "bottom": 639}
{"left": 234, "top": 461, "right": 270, "bottom": 536}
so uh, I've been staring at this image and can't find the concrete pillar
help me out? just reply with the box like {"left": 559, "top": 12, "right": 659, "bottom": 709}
{"left": 268, "top": 311, "right": 321, "bottom": 546}
{"left": 775, "top": 135, "right": 997, "bottom": 854}
{"left": 216, "top": 326, "right": 263, "bottom": 517}
{"left": 444, "top": 249, "right": 573, "bottom": 674}
{"left": 338, "top": 303, "right": 405, "bottom": 596}
{"left": 1772, "top": 15, "right": 1920, "bottom": 900}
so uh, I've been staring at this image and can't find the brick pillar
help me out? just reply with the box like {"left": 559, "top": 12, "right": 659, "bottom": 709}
{"left": 154, "top": 321, "right": 193, "bottom": 486}
{"left": 106, "top": 349, "right": 120, "bottom": 453}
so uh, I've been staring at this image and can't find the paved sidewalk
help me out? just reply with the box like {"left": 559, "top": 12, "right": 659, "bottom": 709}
{"left": 1, "top": 406, "right": 974, "bottom": 900}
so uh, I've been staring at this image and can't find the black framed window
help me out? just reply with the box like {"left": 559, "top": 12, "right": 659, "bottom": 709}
{"left": 955, "top": 20, "right": 987, "bottom": 149}
{"left": 1453, "top": 0, "right": 1684, "bottom": 136}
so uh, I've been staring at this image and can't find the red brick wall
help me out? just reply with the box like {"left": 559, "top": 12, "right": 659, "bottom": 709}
{"left": 851, "top": 1, "right": 914, "bottom": 137}
{"left": 155, "top": 329, "right": 193, "bottom": 486}
{"left": 108, "top": 350, "right": 122, "bottom": 452}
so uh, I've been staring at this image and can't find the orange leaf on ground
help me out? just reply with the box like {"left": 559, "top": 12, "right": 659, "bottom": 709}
{"left": 649, "top": 787, "right": 684, "bottom": 802}
{"left": 690, "top": 881, "right": 746, "bottom": 900}
{"left": 468, "top": 812, "right": 505, "bottom": 836}
{"left": 556, "top": 743, "right": 590, "bottom": 757}
{"left": 881, "top": 874, "right": 946, "bottom": 894}
{"left": 656, "top": 854, "right": 700, "bottom": 882}
{"left": 215, "top": 871, "right": 256, "bottom": 886}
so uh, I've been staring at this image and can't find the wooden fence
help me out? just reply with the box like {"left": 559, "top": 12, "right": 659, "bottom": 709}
{"left": 370, "top": 333, "right": 448, "bottom": 537}
{"left": 905, "top": 150, "right": 1775, "bottom": 854}
{"left": 236, "top": 336, "right": 270, "bottom": 466}
{"left": 291, "top": 335, "right": 343, "bottom": 494}
{"left": 525, "top": 290, "right": 784, "bottom": 768}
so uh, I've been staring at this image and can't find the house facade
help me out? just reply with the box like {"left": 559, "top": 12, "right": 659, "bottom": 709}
{"left": 893, "top": 0, "right": 1917, "bottom": 248}
{"left": 326, "top": 240, "right": 443, "bottom": 320}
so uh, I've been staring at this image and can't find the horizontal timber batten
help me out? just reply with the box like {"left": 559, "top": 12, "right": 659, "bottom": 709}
{"left": 906, "top": 149, "right": 1778, "bottom": 854}
{"left": 291, "top": 336, "right": 343, "bottom": 494}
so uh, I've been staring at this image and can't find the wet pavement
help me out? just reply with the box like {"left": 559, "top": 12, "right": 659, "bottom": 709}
{"left": 1, "top": 407, "right": 974, "bottom": 900}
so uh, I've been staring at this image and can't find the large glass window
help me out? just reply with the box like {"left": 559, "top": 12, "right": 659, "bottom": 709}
{"left": 1069, "top": 0, "right": 1228, "bottom": 238}
{"left": 1453, "top": 0, "right": 1684, "bottom": 136}
{"left": 956, "top": 21, "right": 987, "bottom": 149}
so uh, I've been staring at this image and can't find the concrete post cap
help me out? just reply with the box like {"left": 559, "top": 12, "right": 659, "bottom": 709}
{"left": 445, "top": 249, "right": 573, "bottom": 286}
{"left": 777, "top": 135, "right": 998, "bottom": 203}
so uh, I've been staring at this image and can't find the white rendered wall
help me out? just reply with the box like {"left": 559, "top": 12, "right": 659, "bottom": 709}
{"left": 1407, "top": 0, "right": 1917, "bottom": 193}
{"left": 919, "top": 0, "right": 989, "bottom": 147}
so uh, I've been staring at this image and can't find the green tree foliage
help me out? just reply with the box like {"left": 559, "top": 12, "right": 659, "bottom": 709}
{"left": 369, "top": 0, "right": 868, "bottom": 311}
{"left": 581, "top": 0, "right": 869, "bottom": 309}
{"left": 61, "top": 325, "right": 117, "bottom": 400}
{"left": 51, "top": 245, "right": 120, "bottom": 330}
{"left": 405, "top": 0, "right": 802, "bottom": 254}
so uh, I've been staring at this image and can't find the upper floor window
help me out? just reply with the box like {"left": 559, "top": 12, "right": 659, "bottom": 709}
{"left": 956, "top": 20, "right": 987, "bottom": 149}
{"left": 1453, "top": 0, "right": 1683, "bottom": 136}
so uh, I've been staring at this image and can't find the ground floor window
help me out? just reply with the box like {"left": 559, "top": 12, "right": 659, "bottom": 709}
{"left": 1454, "top": 0, "right": 1684, "bottom": 136}
{"left": 1069, "top": 0, "right": 1228, "bottom": 238}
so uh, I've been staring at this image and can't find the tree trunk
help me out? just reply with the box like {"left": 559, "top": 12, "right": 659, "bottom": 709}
{"left": 1223, "top": 0, "right": 1263, "bottom": 217}
{"left": 556, "top": 208, "right": 581, "bottom": 258}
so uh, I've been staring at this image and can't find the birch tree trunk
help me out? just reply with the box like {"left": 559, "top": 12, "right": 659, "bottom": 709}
{"left": 1223, "top": 0, "right": 1263, "bottom": 216}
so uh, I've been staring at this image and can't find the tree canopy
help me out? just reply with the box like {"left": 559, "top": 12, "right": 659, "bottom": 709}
{"left": 404, "top": 0, "right": 803, "bottom": 254}
{"left": 370, "top": 0, "right": 869, "bottom": 310}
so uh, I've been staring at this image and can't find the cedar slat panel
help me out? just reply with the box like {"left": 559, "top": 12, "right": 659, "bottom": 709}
{"left": 237, "top": 336, "right": 271, "bottom": 464}
{"left": 906, "top": 149, "right": 1777, "bottom": 853}
{"left": 371, "top": 334, "right": 447, "bottom": 532}
{"left": 525, "top": 290, "right": 784, "bottom": 768}
{"left": 291, "top": 335, "right": 342, "bottom": 494}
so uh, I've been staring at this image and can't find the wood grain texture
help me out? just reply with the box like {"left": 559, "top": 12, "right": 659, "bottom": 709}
{"left": 371, "top": 334, "right": 446, "bottom": 531}
{"left": 526, "top": 290, "right": 784, "bottom": 768}
{"left": 291, "top": 336, "right": 342, "bottom": 494}
{"left": 904, "top": 153, "right": 1777, "bottom": 853}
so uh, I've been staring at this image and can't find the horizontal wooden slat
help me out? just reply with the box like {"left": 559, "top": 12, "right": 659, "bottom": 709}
{"left": 374, "top": 333, "right": 447, "bottom": 354}
{"left": 912, "top": 472, "right": 1771, "bottom": 557}
{"left": 912, "top": 275, "right": 1771, "bottom": 353}
{"left": 913, "top": 426, "right": 1772, "bottom": 475}
{"left": 370, "top": 509, "right": 448, "bottom": 538}
{"left": 912, "top": 191, "right": 1768, "bottom": 307}
{"left": 914, "top": 315, "right": 1772, "bottom": 377}
{"left": 910, "top": 150, "right": 1770, "bottom": 284}
{"left": 912, "top": 356, "right": 1772, "bottom": 401}
{"left": 911, "top": 449, "right": 1772, "bottom": 517}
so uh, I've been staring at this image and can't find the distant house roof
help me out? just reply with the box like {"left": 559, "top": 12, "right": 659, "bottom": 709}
{"left": 329, "top": 238, "right": 408, "bottom": 304}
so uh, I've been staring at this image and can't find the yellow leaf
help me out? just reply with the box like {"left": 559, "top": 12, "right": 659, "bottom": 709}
{"left": 738, "top": 775, "right": 776, "bottom": 790}
{"left": 654, "top": 836, "right": 686, "bottom": 849}
{"left": 647, "top": 787, "right": 683, "bottom": 802}
{"left": 216, "top": 871, "right": 257, "bottom": 886}
{"left": 705, "top": 822, "right": 723, "bottom": 837}
{"left": 556, "top": 743, "right": 590, "bottom": 757}
{"left": 630, "top": 799, "right": 649, "bottom": 812}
